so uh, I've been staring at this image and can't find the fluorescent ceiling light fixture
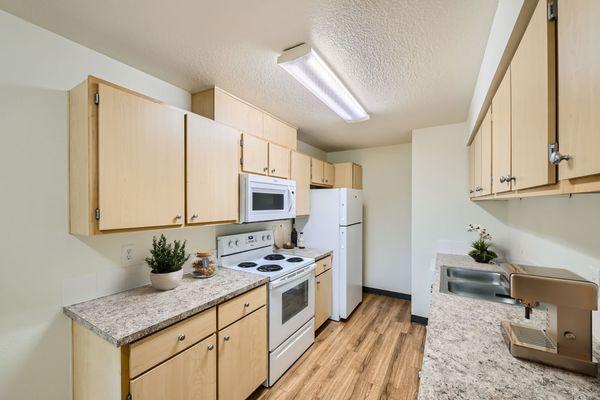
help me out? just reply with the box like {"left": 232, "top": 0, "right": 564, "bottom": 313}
{"left": 277, "top": 43, "right": 369, "bottom": 123}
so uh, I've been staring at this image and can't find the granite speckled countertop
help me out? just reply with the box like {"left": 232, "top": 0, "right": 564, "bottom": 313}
{"left": 63, "top": 268, "right": 268, "bottom": 347}
{"left": 276, "top": 247, "right": 332, "bottom": 260}
{"left": 418, "top": 254, "right": 600, "bottom": 400}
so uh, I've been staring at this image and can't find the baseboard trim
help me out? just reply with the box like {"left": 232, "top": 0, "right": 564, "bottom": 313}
{"left": 362, "top": 286, "right": 411, "bottom": 301}
{"left": 411, "top": 315, "right": 429, "bottom": 326}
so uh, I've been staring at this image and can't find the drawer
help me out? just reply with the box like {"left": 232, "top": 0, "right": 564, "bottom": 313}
{"left": 129, "top": 307, "right": 216, "bottom": 378}
{"left": 218, "top": 285, "right": 267, "bottom": 330}
{"left": 315, "top": 255, "right": 332, "bottom": 276}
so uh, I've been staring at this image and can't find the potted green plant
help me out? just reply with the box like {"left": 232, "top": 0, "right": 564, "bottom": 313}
{"left": 467, "top": 224, "right": 498, "bottom": 264}
{"left": 145, "top": 234, "right": 190, "bottom": 290}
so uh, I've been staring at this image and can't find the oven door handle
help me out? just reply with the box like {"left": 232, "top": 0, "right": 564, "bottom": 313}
{"left": 270, "top": 264, "right": 315, "bottom": 289}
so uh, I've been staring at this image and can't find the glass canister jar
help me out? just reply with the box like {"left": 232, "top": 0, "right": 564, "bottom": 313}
{"left": 192, "top": 250, "right": 216, "bottom": 279}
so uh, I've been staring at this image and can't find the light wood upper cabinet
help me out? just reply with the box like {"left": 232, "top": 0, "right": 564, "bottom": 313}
{"left": 315, "top": 268, "right": 332, "bottom": 329}
{"left": 263, "top": 113, "right": 298, "bottom": 150}
{"left": 130, "top": 334, "right": 217, "bottom": 400}
{"left": 492, "top": 67, "right": 512, "bottom": 193}
{"left": 291, "top": 151, "right": 311, "bottom": 216}
{"left": 323, "top": 162, "right": 335, "bottom": 186}
{"left": 557, "top": 0, "right": 600, "bottom": 180}
{"left": 480, "top": 108, "right": 492, "bottom": 196}
{"left": 98, "top": 83, "right": 185, "bottom": 231}
{"left": 186, "top": 113, "right": 239, "bottom": 225}
{"left": 473, "top": 127, "right": 483, "bottom": 196}
{"left": 218, "top": 307, "right": 268, "bottom": 400}
{"left": 268, "top": 142, "right": 291, "bottom": 179}
{"left": 241, "top": 133, "right": 269, "bottom": 175}
{"left": 333, "top": 163, "right": 363, "bottom": 189}
{"left": 192, "top": 87, "right": 263, "bottom": 137}
{"left": 510, "top": 0, "right": 556, "bottom": 191}
{"left": 311, "top": 158, "right": 324, "bottom": 185}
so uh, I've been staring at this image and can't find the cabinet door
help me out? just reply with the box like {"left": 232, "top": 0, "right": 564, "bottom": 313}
{"left": 263, "top": 113, "right": 297, "bottom": 150}
{"left": 97, "top": 83, "right": 184, "bottom": 231}
{"left": 315, "top": 269, "right": 332, "bottom": 329}
{"left": 130, "top": 334, "right": 217, "bottom": 400}
{"left": 268, "top": 142, "right": 291, "bottom": 179}
{"left": 468, "top": 143, "right": 476, "bottom": 198}
{"left": 511, "top": 0, "right": 556, "bottom": 190}
{"left": 323, "top": 163, "right": 335, "bottom": 187}
{"left": 473, "top": 127, "right": 483, "bottom": 196}
{"left": 291, "top": 151, "right": 311, "bottom": 216}
{"left": 219, "top": 307, "right": 267, "bottom": 400}
{"left": 558, "top": 0, "right": 600, "bottom": 179}
{"left": 352, "top": 164, "right": 363, "bottom": 189}
{"left": 214, "top": 89, "right": 263, "bottom": 137}
{"left": 186, "top": 113, "right": 239, "bottom": 224}
{"left": 311, "top": 158, "right": 324, "bottom": 185}
{"left": 242, "top": 133, "right": 269, "bottom": 175}
{"left": 492, "top": 67, "right": 512, "bottom": 193}
{"left": 480, "top": 108, "right": 492, "bottom": 196}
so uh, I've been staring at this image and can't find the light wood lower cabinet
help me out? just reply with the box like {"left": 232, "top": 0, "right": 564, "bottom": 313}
{"left": 71, "top": 285, "right": 268, "bottom": 400}
{"left": 268, "top": 142, "right": 291, "bottom": 179}
{"left": 186, "top": 113, "right": 239, "bottom": 225}
{"left": 218, "top": 307, "right": 268, "bottom": 400}
{"left": 291, "top": 151, "right": 311, "bottom": 216}
{"left": 241, "top": 133, "right": 269, "bottom": 175}
{"left": 557, "top": 0, "right": 600, "bottom": 180}
{"left": 130, "top": 334, "right": 217, "bottom": 400}
{"left": 315, "top": 267, "right": 332, "bottom": 330}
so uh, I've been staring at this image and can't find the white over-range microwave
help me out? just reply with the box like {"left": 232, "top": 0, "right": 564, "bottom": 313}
{"left": 239, "top": 173, "right": 296, "bottom": 223}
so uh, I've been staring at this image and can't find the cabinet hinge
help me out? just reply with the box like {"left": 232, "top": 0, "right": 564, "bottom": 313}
{"left": 95, "top": 208, "right": 100, "bottom": 220}
{"left": 547, "top": 2, "right": 557, "bottom": 21}
{"left": 93, "top": 92, "right": 100, "bottom": 105}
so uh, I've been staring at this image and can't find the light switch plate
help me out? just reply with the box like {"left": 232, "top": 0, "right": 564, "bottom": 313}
{"left": 121, "top": 244, "right": 136, "bottom": 267}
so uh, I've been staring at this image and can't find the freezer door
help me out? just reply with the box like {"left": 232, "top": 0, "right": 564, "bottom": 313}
{"left": 339, "top": 223, "right": 363, "bottom": 319}
{"left": 340, "top": 189, "right": 362, "bottom": 226}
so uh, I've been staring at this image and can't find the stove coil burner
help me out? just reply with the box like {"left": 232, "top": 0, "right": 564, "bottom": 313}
{"left": 238, "top": 262, "right": 258, "bottom": 268}
{"left": 257, "top": 264, "right": 283, "bottom": 272}
{"left": 287, "top": 257, "right": 304, "bottom": 263}
{"left": 264, "top": 254, "right": 285, "bottom": 261}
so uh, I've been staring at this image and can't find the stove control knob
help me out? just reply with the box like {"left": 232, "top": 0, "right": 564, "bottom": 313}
{"left": 235, "top": 239, "right": 240, "bottom": 246}
{"left": 261, "top": 235, "right": 266, "bottom": 241}
{"left": 228, "top": 240, "right": 234, "bottom": 248}
{"left": 267, "top": 234, "right": 272, "bottom": 240}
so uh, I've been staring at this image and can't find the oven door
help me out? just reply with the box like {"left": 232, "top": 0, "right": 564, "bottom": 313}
{"left": 242, "top": 176, "right": 296, "bottom": 223}
{"left": 269, "top": 263, "right": 315, "bottom": 351}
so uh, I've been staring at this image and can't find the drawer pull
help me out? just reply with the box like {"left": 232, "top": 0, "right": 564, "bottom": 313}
{"left": 207, "top": 344, "right": 214, "bottom": 350}
{"left": 177, "top": 334, "right": 186, "bottom": 341}
{"left": 244, "top": 302, "right": 250, "bottom": 307}
{"left": 224, "top": 335, "right": 231, "bottom": 341}
{"left": 317, "top": 281, "right": 321, "bottom": 284}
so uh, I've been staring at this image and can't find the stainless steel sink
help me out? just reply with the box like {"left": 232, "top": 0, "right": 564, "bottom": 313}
{"left": 440, "top": 265, "right": 517, "bottom": 305}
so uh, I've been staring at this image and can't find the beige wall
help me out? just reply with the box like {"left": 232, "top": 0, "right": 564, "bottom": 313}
{"left": 0, "top": 11, "right": 289, "bottom": 400}
{"left": 327, "top": 144, "right": 412, "bottom": 295}
{"left": 411, "top": 122, "right": 600, "bottom": 339}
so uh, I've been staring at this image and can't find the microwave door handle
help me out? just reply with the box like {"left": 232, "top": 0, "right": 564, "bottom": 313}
{"left": 287, "top": 186, "right": 294, "bottom": 213}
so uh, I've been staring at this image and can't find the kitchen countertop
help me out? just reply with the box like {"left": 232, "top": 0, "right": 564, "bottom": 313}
{"left": 63, "top": 268, "right": 268, "bottom": 347}
{"left": 276, "top": 247, "right": 332, "bottom": 260}
{"left": 418, "top": 253, "right": 600, "bottom": 400}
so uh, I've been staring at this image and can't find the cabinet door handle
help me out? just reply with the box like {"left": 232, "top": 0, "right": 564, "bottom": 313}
{"left": 263, "top": 167, "right": 268, "bottom": 172}
{"left": 175, "top": 214, "right": 182, "bottom": 220}
{"left": 244, "top": 302, "right": 250, "bottom": 307}
{"left": 317, "top": 281, "right": 321, "bottom": 285}
{"left": 271, "top": 169, "right": 276, "bottom": 173}
{"left": 177, "top": 334, "right": 186, "bottom": 341}
{"left": 207, "top": 344, "right": 214, "bottom": 351}
{"left": 191, "top": 214, "right": 198, "bottom": 220}
{"left": 224, "top": 335, "right": 230, "bottom": 341}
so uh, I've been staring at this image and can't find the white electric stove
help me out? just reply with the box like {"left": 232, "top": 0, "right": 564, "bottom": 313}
{"left": 217, "top": 230, "right": 316, "bottom": 386}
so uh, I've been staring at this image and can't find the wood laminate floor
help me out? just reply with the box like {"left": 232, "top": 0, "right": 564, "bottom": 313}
{"left": 249, "top": 293, "right": 426, "bottom": 400}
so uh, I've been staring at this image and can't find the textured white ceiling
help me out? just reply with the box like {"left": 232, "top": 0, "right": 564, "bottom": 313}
{"left": 0, "top": 0, "right": 497, "bottom": 151}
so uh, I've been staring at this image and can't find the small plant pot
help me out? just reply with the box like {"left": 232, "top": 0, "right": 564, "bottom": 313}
{"left": 469, "top": 253, "right": 495, "bottom": 264}
{"left": 150, "top": 269, "right": 183, "bottom": 291}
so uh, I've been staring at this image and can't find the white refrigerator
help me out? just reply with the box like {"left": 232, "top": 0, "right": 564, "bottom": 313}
{"left": 302, "top": 188, "right": 363, "bottom": 321}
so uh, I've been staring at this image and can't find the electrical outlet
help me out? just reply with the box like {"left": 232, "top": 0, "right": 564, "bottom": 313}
{"left": 121, "top": 244, "right": 136, "bottom": 267}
